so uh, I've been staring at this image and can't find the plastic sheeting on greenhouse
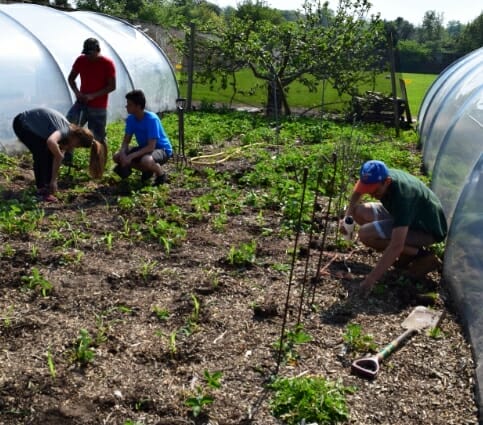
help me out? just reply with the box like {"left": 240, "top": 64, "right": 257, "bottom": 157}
{"left": 418, "top": 46, "right": 483, "bottom": 223}
{"left": 0, "top": 3, "right": 178, "bottom": 152}
{"left": 418, "top": 48, "right": 483, "bottom": 419}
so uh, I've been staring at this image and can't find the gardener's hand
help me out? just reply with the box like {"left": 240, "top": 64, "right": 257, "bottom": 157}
{"left": 359, "top": 277, "right": 376, "bottom": 297}
{"left": 119, "top": 153, "right": 131, "bottom": 168}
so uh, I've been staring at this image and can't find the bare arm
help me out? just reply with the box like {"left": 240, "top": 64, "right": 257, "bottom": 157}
{"left": 67, "top": 68, "right": 83, "bottom": 101}
{"left": 46, "top": 131, "right": 64, "bottom": 193}
{"left": 360, "top": 226, "right": 408, "bottom": 293}
{"left": 84, "top": 76, "right": 116, "bottom": 102}
{"left": 345, "top": 191, "right": 363, "bottom": 219}
{"left": 126, "top": 139, "right": 156, "bottom": 163}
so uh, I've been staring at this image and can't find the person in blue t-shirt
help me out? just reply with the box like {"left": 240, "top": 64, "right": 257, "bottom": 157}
{"left": 113, "top": 89, "right": 173, "bottom": 185}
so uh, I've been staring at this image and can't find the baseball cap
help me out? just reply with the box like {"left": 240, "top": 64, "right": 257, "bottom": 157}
{"left": 354, "top": 160, "right": 389, "bottom": 194}
{"left": 82, "top": 38, "right": 100, "bottom": 54}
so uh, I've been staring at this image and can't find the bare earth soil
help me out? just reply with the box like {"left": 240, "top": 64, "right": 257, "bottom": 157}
{"left": 0, "top": 157, "right": 479, "bottom": 425}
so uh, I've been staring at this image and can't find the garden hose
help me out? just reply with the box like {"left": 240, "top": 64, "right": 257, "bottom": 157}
{"left": 189, "top": 142, "right": 277, "bottom": 165}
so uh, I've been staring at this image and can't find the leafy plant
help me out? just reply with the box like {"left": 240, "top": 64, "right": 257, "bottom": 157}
{"left": 269, "top": 376, "right": 355, "bottom": 425}
{"left": 185, "top": 370, "right": 223, "bottom": 418}
{"left": 139, "top": 259, "right": 158, "bottom": 282}
{"left": 273, "top": 324, "right": 312, "bottom": 363}
{"left": 427, "top": 326, "right": 444, "bottom": 339}
{"left": 342, "top": 323, "right": 377, "bottom": 353}
{"left": 21, "top": 268, "right": 53, "bottom": 297}
{"left": 102, "top": 232, "right": 114, "bottom": 251}
{"left": 227, "top": 240, "right": 257, "bottom": 266}
{"left": 71, "top": 328, "right": 96, "bottom": 366}
{"left": 152, "top": 306, "right": 170, "bottom": 321}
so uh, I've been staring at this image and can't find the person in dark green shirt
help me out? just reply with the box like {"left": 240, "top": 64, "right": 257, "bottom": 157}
{"left": 342, "top": 160, "right": 447, "bottom": 295}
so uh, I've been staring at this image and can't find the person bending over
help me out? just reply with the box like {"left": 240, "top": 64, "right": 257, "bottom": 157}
{"left": 341, "top": 160, "right": 447, "bottom": 295}
{"left": 113, "top": 89, "right": 173, "bottom": 186}
{"left": 13, "top": 107, "right": 105, "bottom": 202}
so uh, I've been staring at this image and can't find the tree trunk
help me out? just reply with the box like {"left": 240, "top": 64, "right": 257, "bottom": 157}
{"left": 266, "top": 80, "right": 291, "bottom": 117}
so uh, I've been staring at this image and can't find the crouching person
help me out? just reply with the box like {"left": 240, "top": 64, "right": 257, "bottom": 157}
{"left": 13, "top": 107, "right": 105, "bottom": 202}
{"left": 341, "top": 160, "right": 448, "bottom": 296}
{"left": 113, "top": 89, "right": 173, "bottom": 185}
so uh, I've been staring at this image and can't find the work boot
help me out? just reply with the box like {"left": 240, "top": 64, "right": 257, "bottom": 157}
{"left": 113, "top": 165, "right": 132, "bottom": 179}
{"left": 393, "top": 254, "right": 414, "bottom": 269}
{"left": 404, "top": 250, "right": 442, "bottom": 280}
{"left": 141, "top": 171, "right": 153, "bottom": 184}
{"left": 153, "top": 173, "right": 168, "bottom": 186}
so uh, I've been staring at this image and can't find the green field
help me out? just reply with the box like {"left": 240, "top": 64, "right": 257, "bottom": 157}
{"left": 179, "top": 70, "right": 437, "bottom": 118}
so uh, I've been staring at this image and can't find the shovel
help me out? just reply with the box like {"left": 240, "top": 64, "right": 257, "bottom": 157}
{"left": 351, "top": 306, "right": 443, "bottom": 379}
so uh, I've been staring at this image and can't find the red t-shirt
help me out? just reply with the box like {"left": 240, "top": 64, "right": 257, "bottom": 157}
{"left": 72, "top": 55, "right": 116, "bottom": 108}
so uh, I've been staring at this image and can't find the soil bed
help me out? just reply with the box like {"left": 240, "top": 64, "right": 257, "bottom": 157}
{"left": 0, "top": 156, "right": 478, "bottom": 425}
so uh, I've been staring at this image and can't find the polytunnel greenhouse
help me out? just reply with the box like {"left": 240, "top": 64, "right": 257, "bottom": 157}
{"left": 0, "top": 2, "right": 178, "bottom": 152}
{"left": 418, "top": 47, "right": 483, "bottom": 416}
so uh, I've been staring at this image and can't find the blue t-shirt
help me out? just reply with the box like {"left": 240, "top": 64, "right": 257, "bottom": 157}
{"left": 125, "top": 111, "right": 172, "bottom": 156}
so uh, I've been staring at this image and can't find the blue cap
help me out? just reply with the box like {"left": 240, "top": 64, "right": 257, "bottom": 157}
{"left": 355, "top": 160, "right": 389, "bottom": 194}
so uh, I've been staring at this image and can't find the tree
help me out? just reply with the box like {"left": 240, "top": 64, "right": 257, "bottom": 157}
{"left": 457, "top": 12, "right": 483, "bottom": 53}
{"left": 199, "top": 0, "right": 385, "bottom": 116}
{"left": 384, "top": 17, "right": 415, "bottom": 44}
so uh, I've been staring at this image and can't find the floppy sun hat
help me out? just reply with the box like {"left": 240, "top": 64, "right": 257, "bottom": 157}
{"left": 354, "top": 160, "right": 389, "bottom": 194}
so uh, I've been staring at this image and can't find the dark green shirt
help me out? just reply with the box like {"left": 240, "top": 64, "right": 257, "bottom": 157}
{"left": 380, "top": 169, "right": 447, "bottom": 242}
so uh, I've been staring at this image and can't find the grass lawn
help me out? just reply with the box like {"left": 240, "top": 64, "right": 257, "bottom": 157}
{"left": 179, "top": 70, "right": 437, "bottom": 118}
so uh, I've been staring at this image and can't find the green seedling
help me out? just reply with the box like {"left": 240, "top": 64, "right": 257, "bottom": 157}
{"left": 21, "top": 268, "right": 53, "bottom": 297}
{"left": 102, "top": 232, "right": 114, "bottom": 251}
{"left": 204, "top": 370, "right": 222, "bottom": 389}
{"left": 155, "top": 329, "right": 178, "bottom": 357}
{"left": 271, "top": 263, "right": 290, "bottom": 272}
{"left": 152, "top": 306, "right": 170, "bottom": 321}
{"left": 2, "top": 243, "right": 15, "bottom": 258}
{"left": 59, "top": 249, "right": 84, "bottom": 266}
{"left": 46, "top": 349, "right": 56, "bottom": 380}
{"left": 185, "top": 370, "right": 223, "bottom": 418}
{"left": 190, "top": 293, "right": 200, "bottom": 324}
{"left": 273, "top": 324, "right": 312, "bottom": 363}
{"left": 427, "top": 326, "right": 444, "bottom": 339}
{"left": 227, "top": 240, "right": 257, "bottom": 266}
{"left": 169, "top": 330, "right": 177, "bottom": 357}
{"left": 2, "top": 305, "right": 15, "bottom": 327}
{"left": 211, "top": 213, "right": 228, "bottom": 232}
{"left": 71, "top": 328, "right": 96, "bottom": 366}
{"left": 29, "top": 243, "right": 39, "bottom": 261}
{"left": 139, "top": 259, "right": 158, "bottom": 282}
{"left": 342, "top": 323, "right": 377, "bottom": 353}
{"left": 269, "top": 376, "right": 355, "bottom": 425}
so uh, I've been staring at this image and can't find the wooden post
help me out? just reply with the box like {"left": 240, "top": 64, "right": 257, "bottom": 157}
{"left": 388, "top": 32, "right": 400, "bottom": 137}
{"left": 186, "top": 22, "right": 195, "bottom": 111}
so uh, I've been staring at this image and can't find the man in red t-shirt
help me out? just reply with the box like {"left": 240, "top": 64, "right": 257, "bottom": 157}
{"left": 66, "top": 38, "right": 116, "bottom": 164}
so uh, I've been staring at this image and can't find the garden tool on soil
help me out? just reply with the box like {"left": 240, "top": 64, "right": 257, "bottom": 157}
{"left": 351, "top": 306, "right": 443, "bottom": 379}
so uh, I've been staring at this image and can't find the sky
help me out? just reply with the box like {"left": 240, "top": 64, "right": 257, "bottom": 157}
{"left": 212, "top": 0, "right": 482, "bottom": 25}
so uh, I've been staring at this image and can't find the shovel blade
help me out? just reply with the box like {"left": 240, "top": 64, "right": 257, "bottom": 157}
{"left": 401, "top": 306, "right": 443, "bottom": 331}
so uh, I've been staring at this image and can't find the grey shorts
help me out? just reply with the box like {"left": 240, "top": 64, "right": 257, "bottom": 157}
{"left": 366, "top": 202, "right": 393, "bottom": 239}
{"left": 365, "top": 202, "right": 436, "bottom": 246}
{"left": 128, "top": 146, "right": 170, "bottom": 165}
